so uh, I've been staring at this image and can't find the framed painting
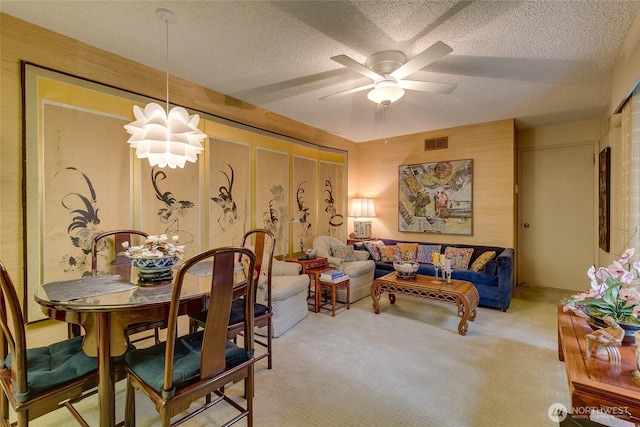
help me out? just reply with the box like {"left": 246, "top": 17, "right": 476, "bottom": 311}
{"left": 24, "top": 64, "right": 136, "bottom": 322}
{"left": 398, "top": 159, "right": 473, "bottom": 235}
{"left": 208, "top": 138, "right": 251, "bottom": 247}
{"left": 140, "top": 163, "right": 201, "bottom": 260}
{"left": 293, "top": 155, "right": 317, "bottom": 252}
{"left": 599, "top": 147, "right": 611, "bottom": 252}
{"left": 256, "top": 148, "right": 289, "bottom": 256}
{"left": 319, "top": 161, "right": 346, "bottom": 238}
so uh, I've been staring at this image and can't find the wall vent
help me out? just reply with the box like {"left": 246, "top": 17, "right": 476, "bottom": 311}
{"left": 424, "top": 137, "right": 448, "bottom": 151}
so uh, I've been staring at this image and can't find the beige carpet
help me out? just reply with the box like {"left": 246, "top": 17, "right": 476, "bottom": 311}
{"left": 20, "top": 285, "right": 574, "bottom": 426}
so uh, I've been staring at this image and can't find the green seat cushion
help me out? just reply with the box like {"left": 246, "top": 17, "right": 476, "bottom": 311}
{"left": 125, "top": 330, "right": 250, "bottom": 393}
{"left": 5, "top": 335, "right": 97, "bottom": 402}
{"left": 190, "top": 298, "right": 268, "bottom": 326}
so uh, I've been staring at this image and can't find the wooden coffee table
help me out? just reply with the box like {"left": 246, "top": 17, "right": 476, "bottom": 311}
{"left": 370, "top": 272, "right": 479, "bottom": 335}
{"left": 558, "top": 306, "right": 640, "bottom": 423}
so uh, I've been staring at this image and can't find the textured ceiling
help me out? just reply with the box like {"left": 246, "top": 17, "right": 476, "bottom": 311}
{"left": 3, "top": 1, "right": 640, "bottom": 142}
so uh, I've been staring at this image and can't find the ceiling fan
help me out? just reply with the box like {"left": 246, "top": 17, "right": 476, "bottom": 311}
{"left": 320, "top": 41, "right": 457, "bottom": 105}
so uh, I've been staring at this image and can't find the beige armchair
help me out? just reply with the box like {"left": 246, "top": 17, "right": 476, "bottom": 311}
{"left": 256, "top": 258, "right": 309, "bottom": 337}
{"left": 313, "top": 236, "right": 375, "bottom": 303}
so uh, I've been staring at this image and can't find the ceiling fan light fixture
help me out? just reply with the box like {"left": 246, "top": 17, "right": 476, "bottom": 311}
{"left": 367, "top": 80, "right": 405, "bottom": 105}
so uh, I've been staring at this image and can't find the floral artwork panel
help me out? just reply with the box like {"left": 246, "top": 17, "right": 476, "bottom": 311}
{"left": 398, "top": 159, "right": 473, "bottom": 235}
{"left": 38, "top": 105, "right": 131, "bottom": 320}
{"left": 256, "top": 148, "right": 289, "bottom": 256}
{"left": 318, "top": 161, "right": 346, "bottom": 238}
{"left": 293, "top": 156, "right": 317, "bottom": 253}
{"left": 140, "top": 164, "right": 201, "bottom": 260}
{"left": 209, "top": 139, "right": 251, "bottom": 247}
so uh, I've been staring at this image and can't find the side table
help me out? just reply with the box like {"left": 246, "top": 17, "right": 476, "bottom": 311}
{"left": 285, "top": 257, "right": 328, "bottom": 311}
{"left": 313, "top": 272, "right": 350, "bottom": 317}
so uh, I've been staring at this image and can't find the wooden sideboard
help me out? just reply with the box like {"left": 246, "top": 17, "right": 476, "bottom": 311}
{"left": 558, "top": 306, "right": 640, "bottom": 424}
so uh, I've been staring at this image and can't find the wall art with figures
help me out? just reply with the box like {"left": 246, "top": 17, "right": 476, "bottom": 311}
{"left": 398, "top": 159, "right": 473, "bottom": 235}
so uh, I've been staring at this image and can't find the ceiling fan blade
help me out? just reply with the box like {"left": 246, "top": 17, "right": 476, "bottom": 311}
{"left": 319, "top": 83, "right": 375, "bottom": 101}
{"left": 390, "top": 41, "right": 453, "bottom": 81}
{"left": 331, "top": 55, "right": 384, "bottom": 81}
{"left": 399, "top": 80, "right": 457, "bottom": 94}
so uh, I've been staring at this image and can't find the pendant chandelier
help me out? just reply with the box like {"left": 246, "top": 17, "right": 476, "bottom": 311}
{"left": 124, "top": 8, "right": 205, "bottom": 169}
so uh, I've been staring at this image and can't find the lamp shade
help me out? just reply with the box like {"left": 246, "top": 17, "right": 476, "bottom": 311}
{"left": 366, "top": 80, "right": 405, "bottom": 105}
{"left": 124, "top": 103, "right": 206, "bottom": 169}
{"left": 349, "top": 198, "right": 376, "bottom": 218}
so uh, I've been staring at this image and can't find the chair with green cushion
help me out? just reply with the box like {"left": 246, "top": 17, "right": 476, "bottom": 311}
{"left": 88, "top": 229, "right": 165, "bottom": 345}
{"left": 0, "top": 260, "right": 98, "bottom": 426}
{"left": 124, "top": 246, "right": 257, "bottom": 427}
{"left": 189, "top": 229, "right": 276, "bottom": 369}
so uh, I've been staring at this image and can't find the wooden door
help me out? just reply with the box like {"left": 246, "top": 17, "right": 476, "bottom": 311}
{"left": 519, "top": 143, "right": 595, "bottom": 291}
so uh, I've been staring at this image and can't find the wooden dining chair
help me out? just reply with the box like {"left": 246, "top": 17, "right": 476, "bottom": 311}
{"left": 124, "top": 246, "right": 257, "bottom": 427}
{"left": 0, "top": 260, "right": 99, "bottom": 427}
{"left": 88, "top": 229, "right": 165, "bottom": 344}
{"left": 189, "top": 229, "right": 275, "bottom": 369}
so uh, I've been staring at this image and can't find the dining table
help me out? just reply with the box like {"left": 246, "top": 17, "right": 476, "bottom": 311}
{"left": 35, "top": 262, "right": 248, "bottom": 427}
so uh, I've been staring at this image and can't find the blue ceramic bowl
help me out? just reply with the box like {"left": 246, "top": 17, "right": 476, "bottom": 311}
{"left": 130, "top": 256, "right": 179, "bottom": 274}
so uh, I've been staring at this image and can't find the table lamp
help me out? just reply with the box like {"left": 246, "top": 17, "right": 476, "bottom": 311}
{"left": 349, "top": 198, "right": 376, "bottom": 239}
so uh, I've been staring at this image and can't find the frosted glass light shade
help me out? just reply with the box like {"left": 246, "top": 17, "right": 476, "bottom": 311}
{"left": 124, "top": 103, "right": 206, "bottom": 169}
{"left": 349, "top": 198, "right": 376, "bottom": 218}
{"left": 367, "top": 82, "right": 405, "bottom": 104}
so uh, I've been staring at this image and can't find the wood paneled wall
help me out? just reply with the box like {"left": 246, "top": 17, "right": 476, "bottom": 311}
{"left": 1, "top": 13, "right": 517, "bottom": 304}
{"left": 350, "top": 119, "right": 517, "bottom": 249}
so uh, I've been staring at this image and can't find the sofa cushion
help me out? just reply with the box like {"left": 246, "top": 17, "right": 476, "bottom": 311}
{"left": 396, "top": 243, "right": 418, "bottom": 261}
{"left": 470, "top": 251, "right": 496, "bottom": 272}
{"left": 379, "top": 245, "right": 399, "bottom": 262}
{"left": 416, "top": 244, "right": 442, "bottom": 264}
{"left": 363, "top": 240, "right": 385, "bottom": 261}
{"left": 444, "top": 247, "right": 474, "bottom": 269}
{"left": 330, "top": 244, "right": 358, "bottom": 261}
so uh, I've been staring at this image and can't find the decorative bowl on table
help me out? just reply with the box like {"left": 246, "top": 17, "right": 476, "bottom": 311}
{"left": 393, "top": 261, "right": 419, "bottom": 280}
{"left": 130, "top": 255, "right": 180, "bottom": 274}
{"left": 130, "top": 256, "right": 179, "bottom": 284}
{"left": 122, "top": 234, "right": 185, "bottom": 284}
{"left": 304, "top": 248, "right": 317, "bottom": 259}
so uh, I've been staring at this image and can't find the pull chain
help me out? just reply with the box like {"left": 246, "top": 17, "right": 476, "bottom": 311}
{"left": 383, "top": 103, "right": 389, "bottom": 144}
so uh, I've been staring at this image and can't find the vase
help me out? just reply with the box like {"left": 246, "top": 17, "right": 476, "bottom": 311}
{"left": 130, "top": 256, "right": 179, "bottom": 284}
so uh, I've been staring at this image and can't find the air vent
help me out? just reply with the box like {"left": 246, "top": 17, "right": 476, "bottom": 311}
{"left": 424, "top": 137, "right": 448, "bottom": 151}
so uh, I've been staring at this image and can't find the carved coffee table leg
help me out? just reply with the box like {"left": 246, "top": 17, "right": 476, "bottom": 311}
{"left": 456, "top": 297, "right": 471, "bottom": 336}
{"left": 371, "top": 280, "right": 381, "bottom": 314}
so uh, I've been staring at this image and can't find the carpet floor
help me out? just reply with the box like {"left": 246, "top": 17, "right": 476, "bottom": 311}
{"left": 18, "top": 284, "right": 574, "bottom": 426}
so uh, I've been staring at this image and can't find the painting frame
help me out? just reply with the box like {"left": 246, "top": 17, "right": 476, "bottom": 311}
{"left": 599, "top": 147, "right": 611, "bottom": 252}
{"left": 398, "top": 159, "right": 473, "bottom": 235}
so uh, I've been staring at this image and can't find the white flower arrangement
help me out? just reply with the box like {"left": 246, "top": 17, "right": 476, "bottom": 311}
{"left": 123, "top": 234, "right": 185, "bottom": 259}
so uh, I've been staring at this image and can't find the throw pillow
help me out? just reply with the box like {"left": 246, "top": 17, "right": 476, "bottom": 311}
{"left": 363, "top": 240, "right": 385, "bottom": 261}
{"left": 470, "top": 251, "right": 496, "bottom": 272}
{"left": 330, "top": 244, "right": 358, "bottom": 262}
{"left": 396, "top": 243, "right": 418, "bottom": 261}
{"left": 443, "top": 247, "right": 474, "bottom": 270}
{"left": 379, "top": 245, "right": 400, "bottom": 263}
{"left": 416, "top": 244, "right": 442, "bottom": 264}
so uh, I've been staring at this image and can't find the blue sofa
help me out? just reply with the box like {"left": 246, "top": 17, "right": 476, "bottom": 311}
{"left": 353, "top": 239, "right": 515, "bottom": 311}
